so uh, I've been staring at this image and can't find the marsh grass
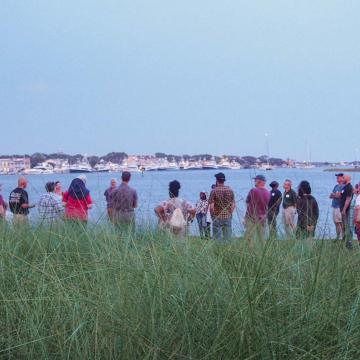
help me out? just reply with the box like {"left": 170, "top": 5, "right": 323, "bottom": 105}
{"left": 1, "top": 223, "right": 360, "bottom": 359}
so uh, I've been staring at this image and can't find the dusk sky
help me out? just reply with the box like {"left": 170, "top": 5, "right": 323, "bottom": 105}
{"left": 1, "top": 1, "right": 359, "bottom": 162}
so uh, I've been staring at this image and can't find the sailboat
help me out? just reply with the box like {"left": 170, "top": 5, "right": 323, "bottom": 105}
{"left": 260, "top": 133, "right": 273, "bottom": 170}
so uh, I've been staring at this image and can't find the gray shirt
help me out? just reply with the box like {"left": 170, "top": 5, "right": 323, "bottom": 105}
{"left": 110, "top": 183, "right": 137, "bottom": 213}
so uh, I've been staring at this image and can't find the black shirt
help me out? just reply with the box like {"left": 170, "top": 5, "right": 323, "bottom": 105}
{"left": 9, "top": 188, "right": 29, "bottom": 215}
{"left": 268, "top": 189, "right": 282, "bottom": 214}
{"left": 339, "top": 183, "right": 353, "bottom": 212}
{"left": 283, "top": 189, "right": 297, "bottom": 209}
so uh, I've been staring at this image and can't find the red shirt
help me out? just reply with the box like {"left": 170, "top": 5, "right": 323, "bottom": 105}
{"left": 245, "top": 187, "right": 271, "bottom": 222}
{"left": 63, "top": 191, "right": 92, "bottom": 221}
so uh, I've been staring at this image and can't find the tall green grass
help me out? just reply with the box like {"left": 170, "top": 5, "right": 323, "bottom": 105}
{"left": 1, "top": 223, "right": 360, "bottom": 359}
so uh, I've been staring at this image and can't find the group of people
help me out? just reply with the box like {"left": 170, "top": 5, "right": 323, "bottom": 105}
{"left": 0, "top": 171, "right": 359, "bottom": 247}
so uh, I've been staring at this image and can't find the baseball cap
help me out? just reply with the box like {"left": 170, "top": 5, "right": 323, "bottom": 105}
{"left": 214, "top": 172, "right": 226, "bottom": 181}
{"left": 253, "top": 174, "right": 266, "bottom": 182}
{"left": 335, "top": 173, "right": 344, "bottom": 177}
{"left": 269, "top": 181, "right": 279, "bottom": 187}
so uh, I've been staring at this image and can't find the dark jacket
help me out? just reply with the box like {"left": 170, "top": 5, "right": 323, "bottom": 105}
{"left": 296, "top": 195, "right": 319, "bottom": 232}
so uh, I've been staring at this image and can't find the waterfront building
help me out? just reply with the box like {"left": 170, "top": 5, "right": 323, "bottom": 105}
{"left": 0, "top": 157, "right": 31, "bottom": 174}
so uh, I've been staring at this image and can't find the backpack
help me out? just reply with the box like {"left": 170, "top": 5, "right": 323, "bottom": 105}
{"left": 168, "top": 207, "right": 186, "bottom": 231}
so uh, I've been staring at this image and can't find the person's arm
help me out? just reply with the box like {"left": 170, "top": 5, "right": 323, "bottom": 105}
{"left": 342, "top": 197, "right": 352, "bottom": 214}
{"left": 133, "top": 191, "right": 138, "bottom": 209}
{"left": 154, "top": 205, "right": 166, "bottom": 222}
{"left": 21, "top": 193, "right": 35, "bottom": 209}
{"left": 86, "top": 194, "right": 93, "bottom": 209}
{"left": 354, "top": 205, "right": 360, "bottom": 224}
{"left": 208, "top": 191, "right": 215, "bottom": 216}
{"left": 230, "top": 192, "right": 236, "bottom": 214}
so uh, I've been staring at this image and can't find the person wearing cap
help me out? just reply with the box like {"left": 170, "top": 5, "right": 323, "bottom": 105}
{"left": 339, "top": 174, "right": 353, "bottom": 249}
{"left": 267, "top": 181, "right": 282, "bottom": 238}
{"left": 38, "top": 182, "right": 64, "bottom": 225}
{"left": 329, "top": 173, "right": 344, "bottom": 239}
{"left": 208, "top": 172, "right": 235, "bottom": 241}
{"left": 244, "top": 174, "right": 271, "bottom": 244}
{"left": 282, "top": 179, "right": 297, "bottom": 237}
{"left": 110, "top": 171, "right": 138, "bottom": 230}
{"left": 63, "top": 176, "right": 92, "bottom": 224}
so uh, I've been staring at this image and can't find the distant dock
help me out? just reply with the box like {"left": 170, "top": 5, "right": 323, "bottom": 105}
{"left": 323, "top": 167, "right": 360, "bottom": 172}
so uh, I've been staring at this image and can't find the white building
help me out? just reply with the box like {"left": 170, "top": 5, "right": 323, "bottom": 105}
{"left": 0, "top": 157, "right": 31, "bottom": 173}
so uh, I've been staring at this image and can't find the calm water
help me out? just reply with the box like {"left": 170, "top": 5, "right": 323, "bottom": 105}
{"left": 1, "top": 169, "right": 359, "bottom": 237}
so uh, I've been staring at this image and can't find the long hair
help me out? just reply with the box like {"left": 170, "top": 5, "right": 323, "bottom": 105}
{"left": 298, "top": 180, "right": 311, "bottom": 197}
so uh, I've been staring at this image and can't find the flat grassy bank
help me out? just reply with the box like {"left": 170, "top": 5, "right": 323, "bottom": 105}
{"left": 1, "top": 224, "right": 360, "bottom": 359}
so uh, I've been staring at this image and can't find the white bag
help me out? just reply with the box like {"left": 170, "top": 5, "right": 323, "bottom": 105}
{"left": 168, "top": 208, "right": 186, "bottom": 231}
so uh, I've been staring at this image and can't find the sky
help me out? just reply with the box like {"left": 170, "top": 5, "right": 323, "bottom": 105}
{"left": 1, "top": 0, "right": 360, "bottom": 162}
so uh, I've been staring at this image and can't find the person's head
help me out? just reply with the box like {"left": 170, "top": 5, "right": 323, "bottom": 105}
{"left": 110, "top": 178, "right": 117, "bottom": 188}
{"left": 121, "top": 171, "right": 131, "bottom": 183}
{"left": 18, "top": 176, "right": 27, "bottom": 189}
{"left": 54, "top": 181, "right": 61, "bottom": 193}
{"left": 283, "top": 179, "right": 292, "bottom": 191}
{"left": 199, "top": 192, "right": 207, "bottom": 200}
{"left": 45, "top": 182, "right": 55, "bottom": 193}
{"left": 335, "top": 173, "right": 344, "bottom": 185}
{"left": 298, "top": 180, "right": 311, "bottom": 197}
{"left": 253, "top": 174, "right": 266, "bottom": 188}
{"left": 343, "top": 174, "right": 351, "bottom": 185}
{"left": 270, "top": 181, "right": 279, "bottom": 190}
{"left": 77, "top": 175, "right": 87, "bottom": 184}
{"left": 169, "top": 180, "right": 181, "bottom": 198}
{"left": 214, "top": 172, "right": 226, "bottom": 185}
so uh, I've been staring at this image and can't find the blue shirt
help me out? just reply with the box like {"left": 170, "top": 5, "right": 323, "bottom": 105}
{"left": 332, "top": 184, "right": 343, "bottom": 208}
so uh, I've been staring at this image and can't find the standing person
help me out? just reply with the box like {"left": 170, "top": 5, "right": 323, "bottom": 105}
{"left": 353, "top": 183, "right": 360, "bottom": 244}
{"left": 208, "top": 173, "right": 235, "bottom": 242}
{"left": 329, "top": 173, "right": 344, "bottom": 240}
{"left": 38, "top": 182, "right": 64, "bottom": 225}
{"left": 340, "top": 174, "right": 353, "bottom": 249}
{"left": 0, "top": 184, "right": 8, "bottom": 220}
{"left": 296, "top": 181, "right": 319, "bottom": 239}
{"left": 244, "top": 175, "right": 271, "bottom": 245}
{"left": 9, "top": 176, "right": 35, "bottom": 225}
{"left": 154, "top": 180, "right": 195, "bottom": 236}
{"left": 195, "top": 192, "right": 210, "bottom": 238}
{"left": 267, "top": 181, "right": 282, "bottom": 238}
{"left": 63, "top": 175, "right": 92, "bottom": 224}
{"left": 104, "top": 178, "right": 117, "bottom": 221}
{"left": 282, "top": 179, "right": 297, "bottom": 237}
{"left": 110, "top": 172, "right": 137, "bottom": 230}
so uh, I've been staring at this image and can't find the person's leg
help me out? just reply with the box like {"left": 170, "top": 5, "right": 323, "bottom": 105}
{"left": 205, "top": 223, "right": 211, "bottom": 238}
{"left": 196, "top": 213, "right": 204, "bottom": 237}
{"left": 355, "top": 223, "right": 360, "bottom": 243}
{"left": 212, "top": 219, "right": 221, "bottom": 240}
{"left": 268, "top": 211, "right": 276, "bottom": 239}
{"left": 333, "top": 208, "right": 343, "bottom": 240}
{"left": 342, "top": 212, "right": 353, "bottom": 249}
{"left": 222, "top": 218, "right": 232, "bottom": 241}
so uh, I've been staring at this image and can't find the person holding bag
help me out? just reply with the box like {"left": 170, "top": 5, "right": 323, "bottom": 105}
{"left": 154, "top": 180, "right": 195, "bottom": 237}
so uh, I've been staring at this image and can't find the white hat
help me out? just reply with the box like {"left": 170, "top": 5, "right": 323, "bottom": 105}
{"left": 77, "top": 175, "right": 87, "bottom": 183}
